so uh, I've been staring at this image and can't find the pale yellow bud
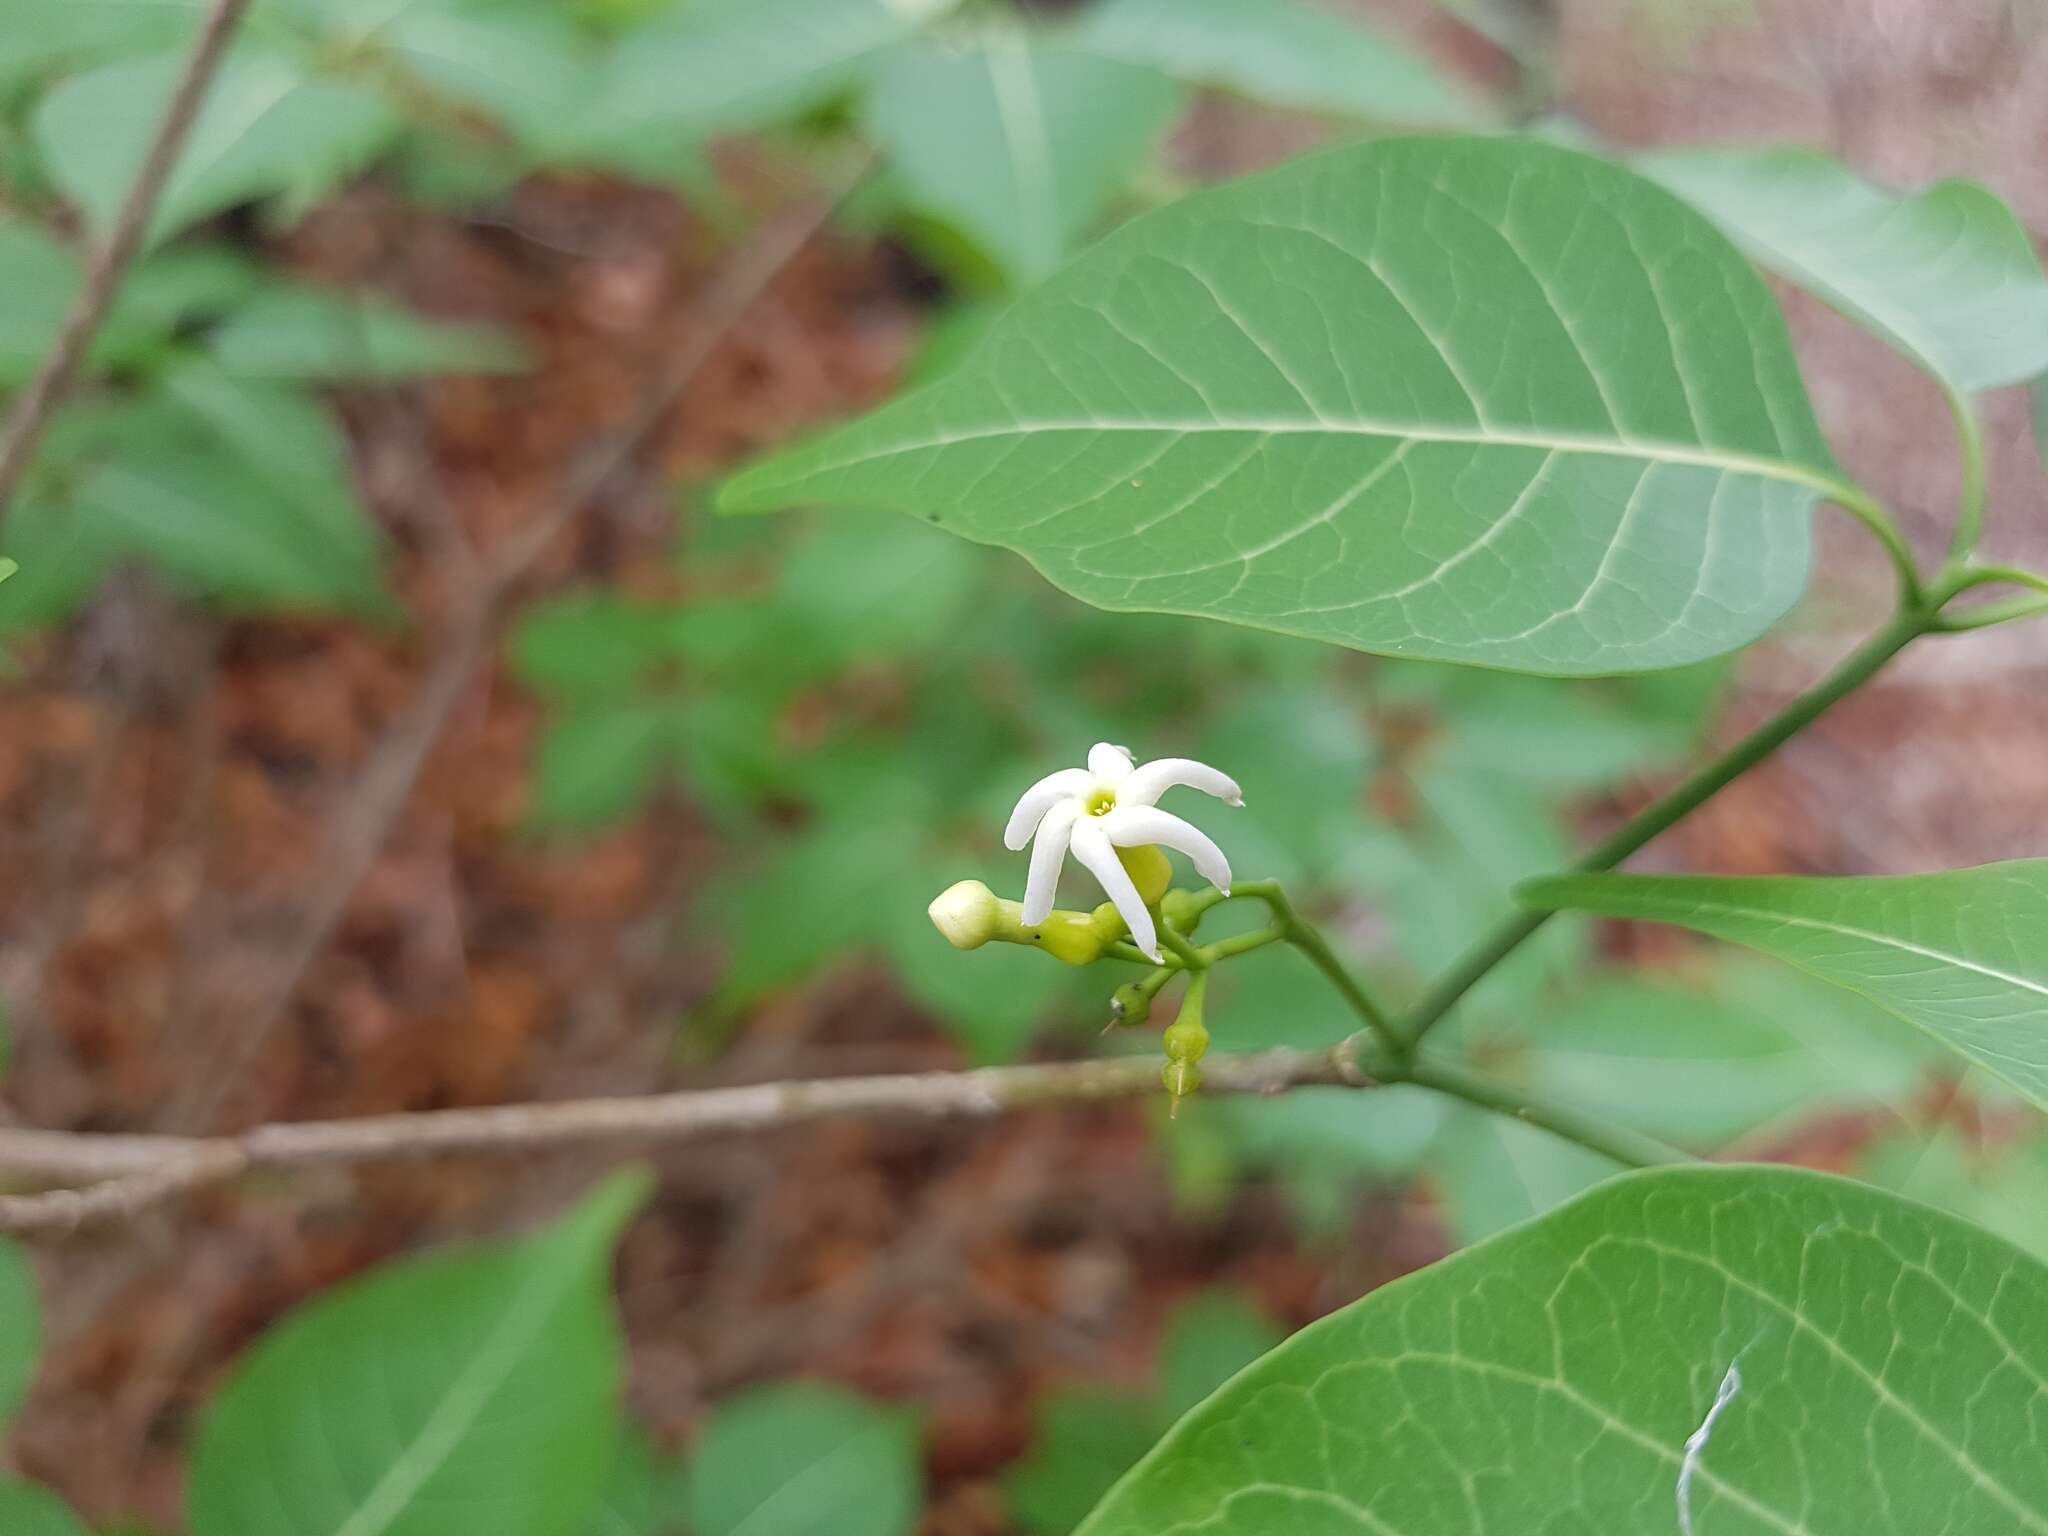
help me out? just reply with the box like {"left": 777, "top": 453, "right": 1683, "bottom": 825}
{"left": 928, "top": 880, "right": 1002, "bottom": 950}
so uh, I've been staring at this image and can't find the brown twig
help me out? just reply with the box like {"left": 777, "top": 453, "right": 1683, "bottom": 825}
{"left": 0, "top": 0, "right": 252, "bottom": 513}
{"left": 0, "top": 1043, "right": 1370, "bottom": 1235}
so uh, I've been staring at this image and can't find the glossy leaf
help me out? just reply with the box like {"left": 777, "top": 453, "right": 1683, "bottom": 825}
{"left": 686, "top": 1382, "right": 921, "bottom": 1536}
{"left": 188, "top": 1173, "right": 646, "bottom": 1536}
{"left": 723, "top": 136, "right": 1845, "bottom": 676}
{"left": 1522, "top": 860, "right": 2048, "bottom": 1112}
{"left": 1645, "top": 147, "right": 2048, "bottom": 396}
{"left": 35, "top": 50, "right": 399, "bottom": 247}
{"left": 1071, "top": 0, "right": 1487, "bottom": 127}
{"left": 865, "top": 36, "right": 1183, "bottom": 289}
{"left": 1079, "top": 1165, "right": 2048, "bottom": 1534}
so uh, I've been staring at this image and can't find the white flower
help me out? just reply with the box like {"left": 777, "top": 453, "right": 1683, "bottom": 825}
{"left": 1004, "top": 742, "right": 1242, "bottom": 961}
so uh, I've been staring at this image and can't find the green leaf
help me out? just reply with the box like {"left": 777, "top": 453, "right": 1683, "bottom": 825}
{"left": 1156, "top": 1290, "right": 1284, "bottom": 1420}
{"left": 1005, "top": 1390, "right": 1160, "bottom": 1536}
{"left": 1860, "top": 1127, "right": 2048, "bottom": 1263}
{"left": 207, "top": 285, "right": 528, "bottom": 379}
{"left": 378, "top": 0, "right": 598, "bottom": 153}
{"left": 1078, "top": 1165, "right": 2048, "bottom": 1535}
{"left": 189, "top": 1172, "right": 647, "bottom": 1536}
{"left": 573, "top": 0, "right": 954, "bottom": 171}
{"left": 864, "top": 35, "right": 1183, "bottom": 290}
{"left": 533, "top": 701, "right": 687, "bottom": 830}
{"left": 0, "top": 1483, "right": 91, "bottom": 1536}
{"left": 1071, "top": 0, "right": 1488, "bottom": 127}
{"left": 0, "top": 1239, "right": 38, "bottom": 1434}
{"left": 35, "top": 50, "right": 400, "bottom": 247}
{"left": 1426, "top": 1104, "right": 1612, "bottom": 1245}
{"left": 0, "top": 0, "right": 202, "bottom": 93}
{"left": 722, "top": 136, "right": 1844, "bottom": 676}
{"left": 1521, "top": 860, "right": 2048, "bottom": 1113}
{"left": 687, "top": 1381, "right": 921, "bottom": 1536}
{"left": 0, "top": 220, "right": 76, "bottom": 389}
{"left": 591, "top": 1426, "right": 692, "bottom": 1536}
{"left": 1644, "top": 147, "right": 2048, "bottom": 397}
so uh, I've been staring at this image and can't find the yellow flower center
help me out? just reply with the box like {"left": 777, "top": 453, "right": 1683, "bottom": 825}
{"left": 1084, "top": 787, "right": 1117, "bottom": 817}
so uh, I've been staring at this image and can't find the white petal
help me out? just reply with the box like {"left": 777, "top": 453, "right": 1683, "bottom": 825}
{"left": 1116, "top": 756, "right": 1243, "bottom": 810}
{"left": 1102, "top": 805, "right": 1232, "bottom": 893}
{"left": 1002, "top": 767, "right": 1092, "bottom": 851}
{"left": 1070, "top": 818, "right": 1158, "bottom": 960}
{"left": 1087, "top": 742, "right": 1135, "bottom": 782}
{"left": 1021, "top": 799, "right": 1082, "bottom": 926}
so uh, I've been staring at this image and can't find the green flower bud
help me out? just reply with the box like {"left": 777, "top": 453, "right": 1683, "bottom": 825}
{"left": 1115, "top": 842, "right": 1174, "bottom": 906}
{"left": 1162, "top": 1059, "right": 1202, "bottom": 1099}
{"left": 1110, "top": 982, "right": 1154, "bottom": 1027}
{"left": 928, "top": 880, "right": 1002, "bottom": 950}
{"left": 1162, "top": 1018, "right": 1210, "bottom": 1064}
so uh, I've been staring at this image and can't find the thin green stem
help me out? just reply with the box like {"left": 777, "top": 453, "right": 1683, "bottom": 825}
{"left": 1942, "top": 387, "right": 1990, "bottom": 565}
{"left": 1155, "top": 919, "right": 1207, "bottom": 972}
{"left": 1936, "top": 562, "right": 2048, "bottom": 600}
{"left": 1932, "top": 593, "right": 2048, "bottom": 632}
{"left": 1830, "top": 478, "right": 1925, "bottom": 603}
{"left": 1393, "top": 1057, "right": 1692, "bottom": 1169}
{"left": 1199, "top": 927, "right": 1285, "bottom": 964}
{"left": 1105, "top": 942, "right": 1169, "bottom": 967}
{"left": 1401, "top": 601, "right": 1933, "bottom": 1047}
{"left": 1231, "top": 879, "right": 1403, "bottom": 1059}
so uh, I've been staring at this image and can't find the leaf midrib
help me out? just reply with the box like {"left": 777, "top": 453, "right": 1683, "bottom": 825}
{"left": 746, "top": 413, "right": 1851, "bottom": 503}
{"left": 330, "top": 1246, "right": 584, "bottom": 1536}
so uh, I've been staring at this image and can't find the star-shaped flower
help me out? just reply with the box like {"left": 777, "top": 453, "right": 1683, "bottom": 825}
{"left": 1004, "top": 743, "right": 1242, "bottom": 961}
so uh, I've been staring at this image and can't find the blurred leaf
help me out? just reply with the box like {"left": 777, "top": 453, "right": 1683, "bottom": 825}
{"left": 207, "top": 284, "right": 528, "bottom": 379}
{"left": 1426, "top": 1103, "right": 1612, "bottom": 1246}
{"left": 2034, "top": 371, "right": 2048, "bottom": 478}
{"left": 0, "top": 0, "right": 202, "bottom": 93}
{"left": 574, "top": 0, "right": 955, "bottom": 171}
{"left": 1072, "top": 0, "right": 1489, "bottom": 126}
{"left": 1156, "top": 1289, "right": 1283, "bottom": 1420}
{"left": 0, "top": 1239, "right": 37, "bottom": 1434}
{"left": 1860, "top": 1127, "right": 2048, "bottom": 1262}
{"left": 864, "top": 34, "right": 1183, "bottom": 289}
{"left": 1426, "top": 672, "right": 1692, "bottom": 793}
{"left": 775, "top": 508, "right": 984, "bottom": 664}
{"left": 722, "top": 137, "right": 1836, "bottom": 676}
{"left": 0, "top": 1484, "right": 90, "bottom": 1536}
{"left": 1077, "top": 1166, "right": 2048, "bottom": 1536}
{"left": 377, "top": 0, "right": 599, "bottom": 153}
{"left": 1644, "top": 148, "right": 2048, "bottom": 397}
{"left": 687, "top": 1381, "right": 921, "bottom": 1536}
{"left": 1196, "top": 682, "right": 1371, "bottom": 880}
{"left": 0, "top": 220, "right": 76, "bottom": 388}
{"left": 1004, "top": 1390, "right": 1159, "bottom": 1536}
{"left": 1506, "top": 970, "right": 1919, "bottom": 1147}
{"left": 514, "top": 593, "right": 685, "bottom": 699}
{"left": 592, "top": 1426, "right": 693, "bottom": 1536}
{"left": 36, "top": 50, "right": 400, "bottom": 247}
{"left": 534, "top": 701, "right": 689, "bottom": 830}
{"left": 190, "top": 1172, "right": 647, "bottom": 1536}
{"left": 904, "top": 301, "right": 1000, "bottom": 386}
{"left": 1523, "top": 860, "right": 2048, "bottom": 1112}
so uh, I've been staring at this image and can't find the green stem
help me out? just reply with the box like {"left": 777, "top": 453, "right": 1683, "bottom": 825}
{"left": 1936, "top": 562, "right": 2048, "bottom": 600}
{"left": 1942, "top": 387, "right": 1990, "bottom": 565}
{"left": 1105, "top": 941, "right": 1168, "bottom": 967}
{"left": 1829, "top": 478, "right": 1925, "bottom": 603}
{"left": 1393, "top": 1057, "right": 1692, "bottom": 1169}
{"left": 1200, "top": 927, "right": 1285, "bottom": 964}
{"left": 1232, "top": 879, "right": 1403, "bottom": 1059}
{"left": 1155, "top": 918, "right": 1207, "bottom": 972}
{"left": 1401, "top": 601, "right": 1933, "bottom": 1047}
{"left": 1932, "top": 593, "right": 2048, "bottom": 632}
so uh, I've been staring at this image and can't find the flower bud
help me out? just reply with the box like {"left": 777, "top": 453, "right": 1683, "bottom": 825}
{"left": 1162, "top": 1019, "right": 1209, "bottom": 1065}
{"left": 928, "top": 880, "right": 1002, "bottom": 950}
{"left": 1116, "top": 843, "right": 1174, "bottom": 906}
{"left": 1163, "top": 1059, "right": 1202, "bottom": 1099}
{"left": 1109, "top": 982, "right": 1154, "bottom": 1027}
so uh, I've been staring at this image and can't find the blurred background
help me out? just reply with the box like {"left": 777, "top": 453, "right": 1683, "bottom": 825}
{"left": 2, "top": 0, "right": 2046, "bottom": 1529}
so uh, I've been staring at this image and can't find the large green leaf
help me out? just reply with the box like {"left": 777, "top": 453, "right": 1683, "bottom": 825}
{"left": 722, "top": 136, "right": 1847, "bottom": 676}
{"left": 206, "top": 285, "right": 528, "bottom": 379}
{"left": 1644, "top": 148, "right": 2048, "bottom": 398}
{"left": 188, "top": 1172, "right": 646, "bottom": 1536}
{"left": 1079, "top": 1165, "right": 2048, "bottom": 1534}
{"left": 1521, "top": 861, "right": 2048, "bottom": 1112}
{"left": 1070, "top": 0, "right": 1488, "bottom": 127}
{"left": 35, "top": 49, "right": 399, "bottom": 247}
{"left": 865, "top": 35, "right": 1183, "bottom": 290}
{"left": 0, "top": 0, "right": 202, "bottom": 92}
{"left": 571, "top": 0, "right": 954, "bottom": 171}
